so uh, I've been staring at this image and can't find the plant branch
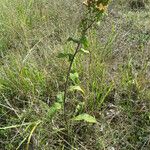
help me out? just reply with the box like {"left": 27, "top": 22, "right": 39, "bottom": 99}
{"left": 63, "top": 19, "right": 96, "bottom": 120}
{"left": 63, "top": 42, "right": 81, "bottom": 119}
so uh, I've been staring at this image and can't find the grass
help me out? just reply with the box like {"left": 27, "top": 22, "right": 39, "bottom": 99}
{"left": 0, "top": 0, "right": 150, "bottom": 149}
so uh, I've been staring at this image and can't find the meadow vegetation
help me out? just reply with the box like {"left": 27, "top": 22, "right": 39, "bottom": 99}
{"left": 0, "top": 0, "right": 150, "bottom": 149}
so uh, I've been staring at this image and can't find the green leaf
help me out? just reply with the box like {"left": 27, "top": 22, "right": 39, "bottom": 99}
{"left": 56, "top": 92, "right": 64, "bottom": 103}
{"left": 0, "top": 121, "right": 41, "bottom": 130}
{"left": 26, "top": 121, "right": 41, "bottom": 150}
{"left": 57, "top": 53, "right": 68, "bottom": 58}
{"left": 72, "top": 113, "right": 97, "bottom": 123}
{"left": 69, "top": 85, "right": 84, "bottom": 94}
{"left": 57, "top": 53, "right": 74, "bottom": 62}
{"left": 70, "top": 72, "right": 79, "bottom": 83}
{"left": 54, "top": 102, "right": 61, "bottom": 110}
{"left": 47, "top": 102, "right": 62, "bottom": 119}
{"left": 79, "top": 48, "right": 90, "bottom": 54}
{"left": 67, "top": 37, "right": 79, "bottom": 43}
{"left": 80, "top": 36, "right": 89, "bottom": 48}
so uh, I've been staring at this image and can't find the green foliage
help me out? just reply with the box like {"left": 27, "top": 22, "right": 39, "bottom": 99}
{"left": 69, "top": 72, "right": 79, "bottom": 84}
{"left": 80, "top": 35, "right": 89, "bottom": 49}
{"left": 57, "top": 52, "right": 74, "bottom": 62}
{"left": 72, "top": 113, "right": 97, "bottom": 123}
{"left": 47, "top": 102, "right": 62, "bottom": 119}
{"left": 69, "top": 85, "right": 84, "bottom": 94}
{"left": 56, "top": 92, "right": 64, "bottom": 103}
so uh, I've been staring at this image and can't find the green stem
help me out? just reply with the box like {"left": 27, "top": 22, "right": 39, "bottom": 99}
{"left": 63, "top": 19, "right": 96, "bottom": 121}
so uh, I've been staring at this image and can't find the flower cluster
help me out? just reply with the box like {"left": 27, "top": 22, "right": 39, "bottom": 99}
{"left": 83, "top": 0, "right": 109, "bottom": 12}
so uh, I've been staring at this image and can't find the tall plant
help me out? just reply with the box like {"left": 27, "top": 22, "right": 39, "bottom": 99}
{"left": 57, "top": 0, "right": 111, "bottom": 123}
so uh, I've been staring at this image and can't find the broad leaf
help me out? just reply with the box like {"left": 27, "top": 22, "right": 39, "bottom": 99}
{"left": 69, "top": 85, "right": 84, "bottom": 94}
{"left": 80, "top": 36, "right": 89, "bottom": 48}
{"left": 47, "top": 102, "right": 61, "bottom": 119}
{"left": 57, "top": 53, "right": 74, "bottom": 62}
{"left": 72, "top": 113, "right": 97, "bottom": 123}
{"left": 70, "top": 72, "right": 79, "bottom": 84}
{"left": 67, "top": 37, "right": 79, "bottom": 43}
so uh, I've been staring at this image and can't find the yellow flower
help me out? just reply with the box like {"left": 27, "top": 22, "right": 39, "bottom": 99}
{"left": 96, "top": 3, "right": 108, "bottom": 12}
{"left": 83, "top": 1, "right": 108, "bottom": 12}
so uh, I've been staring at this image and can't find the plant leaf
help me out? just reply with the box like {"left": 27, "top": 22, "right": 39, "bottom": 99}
{"left": 56, "top": 92, "right": 64, "bottom": 103}
{"left": 47, "top": 102, "right": 62, "bottom": 119}
{"left": 70, "top": 72, "right": 79, "bottom": 83}
{"left": 57, "top": 53, "right": 68, "bottom": 58}
{"left": 67, "top": 37, "right": 79, "bottom": 43}
{"left": 0, "top": 121, "right": 40, "bottom": 130}
{"left": 26, "top": 121, "right": 41, "bottom": 150}
{"left": 72, "top": 113, "right": 97, "bottom": 123}
{"left": 69, "top": 85, "right": 84, "bottom": 94}
{"left": 57, "top": 53, "right": 74, "bottom": 62}
{"left": 79, "top": 48, "right": 90, "bottom": 54}
{"left": 80, "top": 36, "right": 89, "bottom": 48}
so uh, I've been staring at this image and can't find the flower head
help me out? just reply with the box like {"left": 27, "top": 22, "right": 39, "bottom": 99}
{"left": 83, "top": 0, "right": 108, "bottom": 12}
{"left": 96, "top": 3, "right": 108, "bottom": 12}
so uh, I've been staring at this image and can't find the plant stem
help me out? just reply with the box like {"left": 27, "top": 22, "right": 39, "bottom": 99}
{"left": 63, "top": 42, "right": 82, "bottom": 120}
{"left": 63, "top": 19, "right": 96, "bottom": 121}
